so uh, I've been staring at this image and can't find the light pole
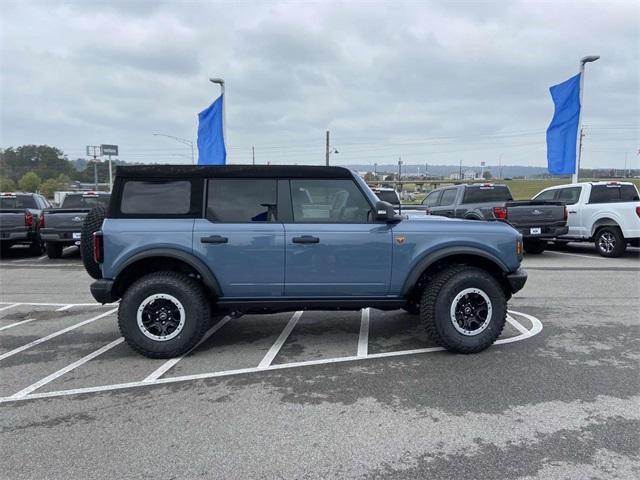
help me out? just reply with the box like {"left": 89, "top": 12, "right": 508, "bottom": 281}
{"left": 573, "top": 55, "right": 600, "bottom": 183}
{"left": 209, "top": 78, "right": 226, "bottom": 156}
{"left": 153, "top": 133, "right": 195, "bottom": 164}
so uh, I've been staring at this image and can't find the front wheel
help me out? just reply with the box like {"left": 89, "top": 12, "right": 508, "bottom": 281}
{"left": 420, "top": 266, "right": 507, "bottom": 354}
{"left": 118, "top": 272, "right": 210, "bottom": 358}
{"left": 595, "top": 227, "right": 626, "bottom": 257}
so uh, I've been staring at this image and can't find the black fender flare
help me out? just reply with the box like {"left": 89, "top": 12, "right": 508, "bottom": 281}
{"left": 401, "top": 246, "right": 509, "bottom": 295}
{"left": 115, "top": 248, "right": 223, "bottom": 297}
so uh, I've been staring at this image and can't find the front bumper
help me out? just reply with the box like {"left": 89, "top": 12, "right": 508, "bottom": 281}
{"left": 518, "top": 225, "right": 568, "bottom": 239}
{"left": 505, "top": 268, "right": 528, "bottom": 294}
{"left": 90, "top": 279, "right": 116, "bottom": 304}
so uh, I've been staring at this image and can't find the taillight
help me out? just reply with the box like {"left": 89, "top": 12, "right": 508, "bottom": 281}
{"left": 93, "top": 232, "right": 103, "bottom": 264}
{"left": 493, "top": 207, "right": 508, "bottom": 220}
{"left": 38, "top": 213, "right": 45, "bottom": 228}
{"left": 636, "top": 206, "right": 640, "bottom": 218}
{"left": 564, "top": 207, "right": 568, "bottom": 222}
{"left": 24, "top": 211, "right": 33, "bottom": 227}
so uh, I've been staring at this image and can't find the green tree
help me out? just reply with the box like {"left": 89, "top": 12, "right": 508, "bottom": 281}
{"left": 39, "top": 174, "right": 72, "bottom": 198}
{"left": 483, "top": 170, "right": 493, "bottom": 180}
{"left": 0, "top": 145, "right": 75, "bottom": 182}
{"left": 0, "top": 177, "right": 17, "bottom": 191}
{"left": 18, "top": 172, "right": 42, "bottom": 192}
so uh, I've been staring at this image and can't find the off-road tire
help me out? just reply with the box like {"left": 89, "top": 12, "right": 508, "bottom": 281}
{"left": 45, "top": 242, "right": 63, "bottom": 259}
{"left": 118, "top": 272, "right": 210, "bottom": 358}
{"left": 420, "top": 265, "right": 507, "bottom": 354}
{"left": 81, "top": 205, "right": 106, "bottom": 279}
{"left": 595, "top": 226, "right": 626, "bottom": 258}
{"left": 523, "top": 239, "right": 547, "bottom": 254}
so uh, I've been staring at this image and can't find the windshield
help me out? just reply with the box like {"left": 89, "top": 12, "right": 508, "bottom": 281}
{"left": 0, "top": 195, "right": 37, "bottom": 209}
{"left": 61, "top": 194, "right": 110, "bottom": 208}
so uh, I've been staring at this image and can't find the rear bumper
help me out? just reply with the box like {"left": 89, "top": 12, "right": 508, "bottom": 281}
{"left": 90, "top": 279, "right": 116, "bottom": 304}
{"left": 0, "top": 229, "right": 34, "bottom": 242}
{"left": 518, "top": 225, "right": 568, "bottom": 239}
{"left": 41, "top": 229, "right": 80, "bottom": 243}
{"left": 505, "top": 268, "right": 528, "bottom": 294}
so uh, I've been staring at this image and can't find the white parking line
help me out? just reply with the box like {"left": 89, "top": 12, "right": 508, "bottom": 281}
{"left": 258, "top": 311, "right": 303, "bottom": 369}
{"left": 143, "top": 316, "right": 232, "bottom": 382}
{"left": 55, "top": 305, "right": 75, "bottom": 312}
{"left": 506, "top": 314, "right": 529, "bottom": 335}
{"left": 0, "top": 310, "right": 543, "bottom": 403}
{"left": 9, "top": 338, "right": 125, "bottom": 399}
{"left": 546, "top": 250, "right": 605, "bottom": 260}
{"left": 37, "top": 255, "right": 47, "bottom": 261}
{"left": 0, "top": 302, "right": 114, "bottom": 307}
{"left": 357, "top": 308, "right": 370, "bottom": 357}
{"left": 0, "top": 318, "right": 35, "bottom": 332}
{"left": 0, "top": 308, "right": 117, "bottom": 361}
{"left": 0, "top": 303, "right": 20, "bottom": 312}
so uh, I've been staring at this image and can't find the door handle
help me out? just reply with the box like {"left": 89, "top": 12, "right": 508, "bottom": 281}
{"left": 568, "top": 210, "right": 577, "bottom": 214}
{"left": 292, "top": 235, "right": 319, "bottom": 244}
{"left": 201, "top": 235, "right": 228, "bottom": 244}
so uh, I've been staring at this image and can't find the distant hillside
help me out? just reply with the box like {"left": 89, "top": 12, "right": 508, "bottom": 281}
{"left": 344, "top": 164, "right": 550, "bottom": 178}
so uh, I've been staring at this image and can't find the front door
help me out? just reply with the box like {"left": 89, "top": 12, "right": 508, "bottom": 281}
{"left": 284, "top": 178, "right": 393, "bottom": 297}
{"left": 556, "top": 186, "right": 583, "bottom": 237}
{"left": 193, "top": 178, "right": 285, "bottom": 298}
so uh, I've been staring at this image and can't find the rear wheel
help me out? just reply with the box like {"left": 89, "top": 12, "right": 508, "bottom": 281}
{"left": 81, "top": 205, "right": 106, "bottom": 279}
{"left": 28, "top": 237, "right": 44, "bottom": 255}
{"left": 523, "top": 239, "right": 547, "bottom": 254}
{"left": 420, "top": 266, "right": 507, "bottom": 354}
{"left": 595, "top": 227, "right": 626, "bottom": 257}
{"left": 45, "top": 242, "right": 63, "bottom": 259}
{"left": 118, "top": 272, "right": 210, "bottom": 358}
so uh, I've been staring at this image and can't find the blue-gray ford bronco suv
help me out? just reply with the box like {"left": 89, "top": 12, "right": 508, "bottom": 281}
{"left": 86, "top": 165, "right": 527, "bottom": 358}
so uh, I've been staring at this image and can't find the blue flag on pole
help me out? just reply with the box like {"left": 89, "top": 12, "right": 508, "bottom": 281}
{"left": 197, "top": 94, "right": 226, "bottom": 165}
{"left": 546, "top": 73, "right": 581, "bottom": 175}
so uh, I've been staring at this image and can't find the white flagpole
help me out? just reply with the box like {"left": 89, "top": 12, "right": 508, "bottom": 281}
{"left": 573, "top": 56, "right": 599, "bottom": 184}
{"left": 209, "top": 77, "right": 226, "bottom": 161}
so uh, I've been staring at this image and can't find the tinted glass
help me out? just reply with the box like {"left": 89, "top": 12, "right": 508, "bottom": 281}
{"left": 290, "top": 179, "right": 371, "bottom": 223}
{"left": 556, "top": 187, "right": 581, "bottom": 205}
{"left": 62, "top": 194, "right": 111, "bottom": 208}
{"left": 121, "top": 181, "right": 191, "bottom": 214}
{"left": 461, "top": 186, "right": 512, "bottom": 203}
{"left": 588, "top": 184, "right": 639, "bottom": 204}
{"left": 422, "top": 190, "right": 442, "bottom": 207}
{"left": 439, "top": 189, "right": 457, "bottom": 206}
{"left": 375, "top": 190, "right": 399, "bottom": 204}
{"left": 206, "top": 178, "right": 277, "bottom": 222}
{"left": 0, "top": 195, "right": 37, "bottom": 209}
{"left": 534, "top": 189, "right": 557, "bottom": 201}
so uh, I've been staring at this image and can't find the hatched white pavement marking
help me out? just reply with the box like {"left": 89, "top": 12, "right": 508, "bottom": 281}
{"left": 357, "top": 308, "right": 370, "bottom": 357}
{"left": 0, "top": 318, "right": 35, "bottom": 332}
{"left": 0, "top": 303, "right": 20, "bottom": 312}
{"left": 0, "top": 308, "right": 118, "bottom": 361}
{"left": 9, "top": 338, "right": 125, "bottom": 399}
{"left": 143, "top": 316, "right": 232, "bottom": 382}
{"left": 0, "top": 310, "right": 542, "bottom": 403}
{"left": 258, "top": 311, "right": 303, "bottom": 369}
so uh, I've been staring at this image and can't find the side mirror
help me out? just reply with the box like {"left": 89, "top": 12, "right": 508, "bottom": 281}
{"left": 375, "top": 200, "right": 402, "bottom": 222}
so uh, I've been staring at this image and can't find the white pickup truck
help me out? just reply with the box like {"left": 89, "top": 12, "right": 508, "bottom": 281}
{"left": 533, "top": 181, "right": 640, "bottom": 257}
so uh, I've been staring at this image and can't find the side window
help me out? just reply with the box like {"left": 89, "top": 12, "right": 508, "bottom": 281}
{"left": 121, "top": 180, "right": 192, "bottom": 215}
{"left": 422, "top": 190, "right": 442, "bottom": 207}
{"left": 620, "top": 185, "right": 640, "bottom": 202}
{"left": 534, "top": 189, "right": 557, "bottom": 201}
{"left": 206, "top": 178, "right": 277, "bottom": 222}
{"left": 290, "top": 179, "right": 371, "bottom": 223}
{"left": 589, "top": 185, "right": 621, "bottom": 204}
{"left": 438, "top": 189, "right": 457, "bottom": 206}
{"left": 556, "top": 187, "right": 581, "bottom": 205}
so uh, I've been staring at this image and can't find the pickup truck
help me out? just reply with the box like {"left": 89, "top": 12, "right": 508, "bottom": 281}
{"left": 85, "top": 165, "right": 527, "bottom": 359}
{"left": 0, "top": 192, "right": 49, "bottom": 256}
{"left": 533, "top": 181, "right": 640, "bottom": 257}
{"left": 40, "top": 191, "right": 111, "bottom": 258}
{"left": 409, "top": 184, "right": 568, "bottom": 254}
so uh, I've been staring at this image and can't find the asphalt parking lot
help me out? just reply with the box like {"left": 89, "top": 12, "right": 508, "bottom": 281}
{"left": 0, "top": 243, "right": 638, "bottom": 479}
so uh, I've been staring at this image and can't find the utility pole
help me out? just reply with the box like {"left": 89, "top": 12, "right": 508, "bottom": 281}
{"left": 86, "top": 146, "right": 100, "bottom": 190}
{"left": 459, "top": 159, "right": 463, "bottom": 180}
{"left": 624, "top": 151, "right": 628, "bottom": 178}
{"left": 325, "top": 131, "right": 330, "bottom": 166}
{"left": 252, "top": 146, "right": 255, "bottom": 165}
{"left": 425, "top": 162, "right": 428, "bottom": 178}
{"left": 498, "top": 153, "right": 503, "bottom": 180}
{"left": 397, "top": 157, "right": 403, "bottom": 192}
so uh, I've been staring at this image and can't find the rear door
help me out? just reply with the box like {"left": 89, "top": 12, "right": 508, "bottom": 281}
{"left": 284, "top": 178, "right": 392, "bottom": 296}
{"left": 431, "top": 188, "right": 458, "bottom": 217}
{"left": 193, "top": 178, "right": 285, "bottom": 298}
{"left": 555, "top": 186, "right": 582, "bottom": 236}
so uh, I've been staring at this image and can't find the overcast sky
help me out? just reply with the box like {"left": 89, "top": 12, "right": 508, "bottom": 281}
{"left": 1, "top": 0, "right": 638, "bottom": 170}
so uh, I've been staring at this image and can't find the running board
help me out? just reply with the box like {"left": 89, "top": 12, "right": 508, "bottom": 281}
{"left": 215, "top": 297, "right": 406, "bottom": 314}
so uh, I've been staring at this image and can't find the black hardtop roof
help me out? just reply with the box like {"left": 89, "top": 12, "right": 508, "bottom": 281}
{"left": 115, "top": 164, "right": 354, "bottom": 179}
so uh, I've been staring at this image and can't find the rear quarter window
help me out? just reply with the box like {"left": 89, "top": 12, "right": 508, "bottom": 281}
{"left": 120, "top": 180, "right": 193, "bottom": 215}
{"left": 589, "top": 184, "right": 640, "bottom": 204}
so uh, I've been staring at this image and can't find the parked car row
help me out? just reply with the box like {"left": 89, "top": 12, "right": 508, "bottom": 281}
{"left": 373, "top": 181, "right": 640, "bottom": 257}
{"left": 0, "top": 191, "right": 110, "bottom": 258}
